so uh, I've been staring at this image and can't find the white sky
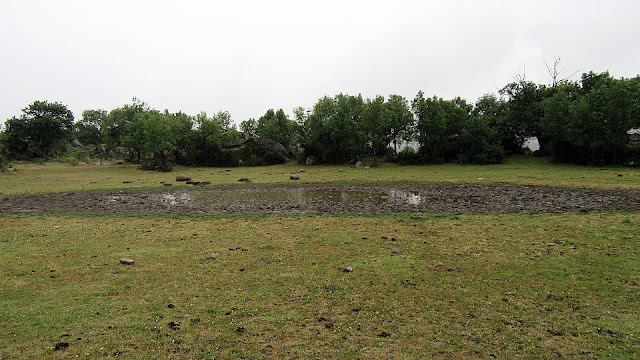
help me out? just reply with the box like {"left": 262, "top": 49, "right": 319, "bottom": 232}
{"left": 1, "top": 0, "right": 639, "bottom": 127}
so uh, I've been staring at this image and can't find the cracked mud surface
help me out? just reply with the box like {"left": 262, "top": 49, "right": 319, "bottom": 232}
{"left": 1, "top": 183, "right": 639, "bottom": 215}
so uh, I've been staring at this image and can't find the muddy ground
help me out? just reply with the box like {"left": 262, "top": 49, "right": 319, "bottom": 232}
{"left": 1, "top": 184, "right": 639, "bottom": 215}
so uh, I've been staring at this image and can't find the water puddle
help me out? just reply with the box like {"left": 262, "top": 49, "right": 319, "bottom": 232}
{"left": 155, "top": 187, "right": 423, "bottom": 207}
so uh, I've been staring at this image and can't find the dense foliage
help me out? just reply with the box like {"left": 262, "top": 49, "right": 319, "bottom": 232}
{"left": 2, "top": 70, "right": 639, "bottom": 169}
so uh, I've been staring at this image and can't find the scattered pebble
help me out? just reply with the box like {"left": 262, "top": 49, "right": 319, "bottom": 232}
{"left": 391, "top": 248, "right": 403, "bottom": 254}
{"left": 167, "top": 321, "right": 180, "bottom": 330}
{"left": 54, "top": 342, "right": 69, "bottom": 351}
{"left": 238, "top": 178, "right": 251, "bottom": 182}
{"left": 205, "top": 252, "right": 219, "bottom": 260}
{"left": 343, "top": 266, "right": 353, "bottom": 273}
{"left": 119, "top": 258, "right": 135, "bottom": 265}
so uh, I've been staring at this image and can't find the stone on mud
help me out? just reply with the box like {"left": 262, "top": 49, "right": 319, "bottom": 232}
{"left": 176, "top": 174, "right": 191, "bottom": 182}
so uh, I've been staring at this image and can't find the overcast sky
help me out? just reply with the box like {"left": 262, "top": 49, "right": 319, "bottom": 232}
{"left": 1, "top": 0, "right": 639, "bottom": 127}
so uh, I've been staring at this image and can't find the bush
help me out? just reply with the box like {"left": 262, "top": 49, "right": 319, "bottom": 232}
{"left": 0, "top": 154, "right": 8, "bottom": 171}
{"left": 395, "top": 147, "right": 422, "bottom": 165}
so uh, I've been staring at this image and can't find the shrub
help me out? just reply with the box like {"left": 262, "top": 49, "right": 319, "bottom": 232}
{"left": 395, "top": 147, "right": 422, "bottom": 165}
{"left": 0, "top": 154, "right": 8, "bottom": 171}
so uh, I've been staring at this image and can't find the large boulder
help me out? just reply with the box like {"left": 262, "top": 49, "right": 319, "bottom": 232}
{"left": 176, "top": 174, "right": 191, "bottom": 182}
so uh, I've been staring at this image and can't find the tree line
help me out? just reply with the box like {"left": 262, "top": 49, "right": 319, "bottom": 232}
{"left": 1, "top": 70, "right": 639, "bottom": 171}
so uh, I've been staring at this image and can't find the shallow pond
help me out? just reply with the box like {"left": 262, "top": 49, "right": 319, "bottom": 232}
{"left": 159, "top": 187, "right": 423, "bottom": 206}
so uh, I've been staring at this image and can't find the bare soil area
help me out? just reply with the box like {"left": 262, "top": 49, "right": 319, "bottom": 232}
{"left": 1, "top": 184, "right": 639, "bottom": 215}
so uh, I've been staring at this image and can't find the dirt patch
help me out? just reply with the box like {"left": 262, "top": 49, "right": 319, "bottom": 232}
{"left": 1, "top": 184, "right": 639, "bottom": 215}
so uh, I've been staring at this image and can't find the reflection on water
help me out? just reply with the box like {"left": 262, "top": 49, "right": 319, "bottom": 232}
{"left": 161, "top": 193, "right": 192, "bottom": 205}
{"left": 176, "top": 188, "right": 423, "bottom": 206}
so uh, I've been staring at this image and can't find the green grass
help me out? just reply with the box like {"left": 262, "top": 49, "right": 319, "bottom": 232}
{"left": 1, "top": 157, "right": 640, "bottom": 358}
{"left": 1, "top": 156, "right": 639, "bottom": 196}
{"left": 1, "top": 213, "right": 639, "bottom": 359}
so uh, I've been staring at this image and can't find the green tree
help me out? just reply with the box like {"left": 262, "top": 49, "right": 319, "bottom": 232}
{"left": 499, "top": 81, "right": 552, "bottom": 155}
{"left": 301, "top": 94, "right": 367, "bottom": 164}
{"left": 75, "top": 109, "right": 107, "bottom": 148}
{"left": 240, "top": 118, "right": 257, "bottom": 137}
{"left": 255, "top": 109, "right": 298, "bottom": 149}
{"left": 102, "top": 98, "right": 148, "bottom": 150}
{"left": 3, "top": 101, "right": 74, "bottom": 159}
{"left": 385, "top": 94, "right": 414, "bottom": 154}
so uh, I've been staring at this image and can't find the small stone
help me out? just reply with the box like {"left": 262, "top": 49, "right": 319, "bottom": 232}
{"left": 163, "top": 183, "right": 173, "bottom": 186}
{"left": 205, "top": 252, "right": 219, "bottom": 260}
{"left": 122, "top": 181, "right": 133, "bottom": 184}
{"left": 391, "top": 248, "right": 403, "bottom": 254}
{"left": 377, "top": 331, "right": 391, "bottom": 338}
{"left": 290, "top": 175, "right": 300, "bottom": 180}
{"left": 54, "top": 342, "right": 69, "bottom": 351}
{"left": 167, "top": 321, "right": 180, "bottom": 330}
{"left": 236, "top": 327, "right": 245, "bottom": 333}
{"left": 176, "top": 174, "right": 191, "bottom": 182}
{"left": 119, "top": 258, "right": 135, "bottom": 265}
{"left": 168, "top": 303, "right": 175, "bottom": 309}
{"left": 185, "top": 180, "right": 194, "bottom": 184}
{"left": 238, "top": 178, "right": 251, "bottom": 182}
{"left": 298, "top": 169, "right": 305, "bottom": 173}
{"left": 343, "top": 266, "right": 353, "bottom": 273}
{"left": 548, "top": 329, "right": 564, "bottom": 336}
{"left": 324, "top": 322, "right": 334, "bottom": 329}
{"left": 364, "top": 166, "right": 371, "bottom": 170}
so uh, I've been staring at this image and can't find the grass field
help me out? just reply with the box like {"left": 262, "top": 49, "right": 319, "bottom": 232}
{"left": 1, "top": 156, "right": 640, "bottom": 196}
{"left": 1, "top": 157, "right": 639, "bottom": 359}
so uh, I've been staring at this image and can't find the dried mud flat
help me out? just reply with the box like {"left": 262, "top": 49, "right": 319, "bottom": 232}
{"left": 1, "top": 184, "right": 640, "bottom": 215}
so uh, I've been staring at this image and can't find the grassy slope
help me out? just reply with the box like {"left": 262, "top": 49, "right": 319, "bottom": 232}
{"left": 1, "top": 157, "right": 639, "bottom": 359}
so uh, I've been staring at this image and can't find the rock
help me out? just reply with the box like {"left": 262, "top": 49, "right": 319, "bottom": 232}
{"left": 364, "top": 166, "right": 371, "bottom": 170}
{"left": 324, "top": 322, "right": 334, "bottom": 329}
{"left": 168, "top": 303, "right": 175, "bottom": 309}
{"left": 391, "top": 248, "right": 403, "bottom": 254}
{"left": 236, "top": 326, "right": 245, "bottom": 333}
{"left": 119, "top": 258, "right": 135, "bottom": 265}
{"left": 55, "top": 342, "right": 69, "bottom": 351}
{"left": 198, "top": 181, "right": 211, "bottom": 186}
{"left": 338, "top": 169, "right": 343, "bottom": 172}
{"left": 167, "top": 321, "right": 180, "bottom": 330}
{"left": 72, "top": 139, "right": 83, "bottom": 147}
{"left": 305, "top": 156, "right": 315, "bottom": 165}
{"left": 176, "top": 174, "right": 191, "bottom": 182}
{"left": 343, "top": 266, "right": 353, "bottom": 273}
{"left": 122, "top": 181, "right": 133, "bottom": 184}
{"left": 225, "top": 169, "right": 232, "bottom": 172}
{"left": 163, "top": 183, "right": 173, "bottom": 186}
{"left": 290, "top": 175, "right": 300, "bottom": 180}
{"left": 377, "top": 331, "right": 391, "bottom": 338}
{"left": 355, "top": 161, "right": 363, "bottom": 168}
{"left": 6, "top": 167, "right": 16, "bottom": 172}
{"left": 238, "top": 178, "right": 251, "bottom": 182}
{"left": 205, "top": 252, "right": 219, "bottom": 260}
{"left": 185, "top": 180, "right": 194, "bottom": 184}
{"left": 298, "top": 169, "right": 305, "bottom": 173}
{"left": 548, "top": 329, "right": 564, "bottom": 336}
